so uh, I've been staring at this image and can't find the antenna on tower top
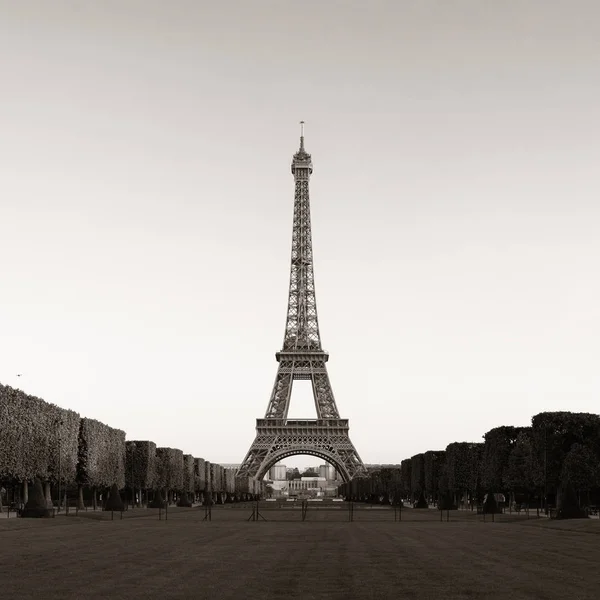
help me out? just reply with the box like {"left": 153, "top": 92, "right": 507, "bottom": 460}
{"left": 300, "top": 120, "right": 305, "bottom": 150}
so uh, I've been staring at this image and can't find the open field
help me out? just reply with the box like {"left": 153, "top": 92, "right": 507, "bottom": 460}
{"left": 2, "top": 505, "right": 600, "bottom": 599}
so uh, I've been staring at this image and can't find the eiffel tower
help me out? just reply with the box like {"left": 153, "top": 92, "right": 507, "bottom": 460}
{"left": 237, "top": 124, "right": 366, "bottom": 483}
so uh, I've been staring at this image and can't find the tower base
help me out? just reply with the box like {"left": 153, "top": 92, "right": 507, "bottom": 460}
{"left": 237, "top": 418, "right": 366, "bottom": 482}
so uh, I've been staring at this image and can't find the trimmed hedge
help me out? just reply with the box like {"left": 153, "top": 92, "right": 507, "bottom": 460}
{"left": 424, "top": 450, "right": 445, "bottom": 501}
{"left": 410, "top": 453, "right": 425, "bottom": 496}
{"left": 444, "top": 442, "right": 483, "bottom": 499}
{"left": 104, "top": 483, "right": 125, "bottom": 512}
{"left": 155, "top": 447, "right": 184, "bottom": 491}
{"left": 125, "top": 441, "right": 156, "bottom": 490}
{"left": 483, "top": 491, "right": 500, "bottom": 514}
{"left": 183, "top": 454, "right": 195, "bottom": 494}
{"left": 400, "top": 458, "right": 412, "bottom": 498}
{"left": 0, "top": 384, "right": 79, "bottom": 483}
{"left": 414, "top": 491, "right": 428, "bottom": 508}
{"left": 194, "top": 458, "right": 206, "bottom": 493}
{"left": 481, "top": 426, "right": 525, "bottom": 492}
{"left": 531, "top": 412, "right": 600, "bottom": 495}
{"left": 1, "top": 384, "right": 264, "bottom": 503}
{"left": 77, "top": 418, "right": 126, "bottom": 489}
{"left": 204, "top": 461, "right": 212, "bottom": 493}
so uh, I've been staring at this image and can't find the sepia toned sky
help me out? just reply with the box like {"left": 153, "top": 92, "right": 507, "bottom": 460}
{"left": 1, "top": 0, "right": 599, "bottom": 470}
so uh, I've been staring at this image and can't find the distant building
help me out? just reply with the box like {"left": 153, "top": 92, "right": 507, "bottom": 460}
{"left": 319, "top": 464, "right": 337, "bottom": 480}
{"left": 269, "top": 463, "right": 287, "bottom": 481}
{"left": 288, "top": 477, "right": 327, "bottom": 497}
{"left": 288, "top": 476, "right": 339, "bottom": 498}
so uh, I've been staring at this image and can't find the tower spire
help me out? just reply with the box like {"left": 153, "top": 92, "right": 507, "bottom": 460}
{"left": 300, "top": 120, "right": 305, "bottom": 151}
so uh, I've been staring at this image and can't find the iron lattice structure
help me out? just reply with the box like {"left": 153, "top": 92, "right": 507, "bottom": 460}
{"left": 237, "top": 125, "right": 366, "bottom": 483}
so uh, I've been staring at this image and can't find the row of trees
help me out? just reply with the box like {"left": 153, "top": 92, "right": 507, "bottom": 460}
{"left": 340, "top": 411, "right": 600, "bottom": 515}
{"left": 0, "top": 384, "right": 261, "bottom": 510}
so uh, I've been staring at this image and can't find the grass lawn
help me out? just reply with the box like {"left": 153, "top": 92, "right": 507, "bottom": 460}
{"left": 1, "top": 505, "right": 599, "bottom": 599}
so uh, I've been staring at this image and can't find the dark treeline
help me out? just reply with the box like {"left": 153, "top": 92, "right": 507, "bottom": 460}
{"left": 339, "top": 412, "right": 600, "bottom": 515}
{"left": 0, "top": 384, "right": 263, "bottom": 511}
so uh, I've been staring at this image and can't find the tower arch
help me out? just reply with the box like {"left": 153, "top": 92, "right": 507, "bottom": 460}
{"left": 256, "top": 448, "right": 351, "bottom": 483}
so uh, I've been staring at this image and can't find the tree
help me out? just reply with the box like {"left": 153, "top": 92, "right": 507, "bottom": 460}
{"left": 286, "top": 468, "right": 301, "bottom": 480}
{"left": 177, "top": 491, "right": 193, "bottom": 507}
{"left": 400, "top": 459, "right": 412, "bottom": 500}
{"left": 504, "top": 430, "right": 535, "bottom": 501}
{"left": 410, "top": 454, "right": 425, "bottom": 497}
{"left": 481, "top": 426, "right": 525, "bottom": 492}
{"left": 149, "top": 489, "right": 167, "bottom": 509}
{"left": 444, "top": 443, "right": 472, "bottom": 504}
{"left": 467, "top": 443, "right": 484, "bottom": 504}
{"left": 424, "top": 451, "right": 445, "bottom": 503}
{"left": 104, "top": 483, "right": 125, "bottom": 512}
{"left": 183, "top": 454, "right": 195, "bottom": 495}
{"left": 531, "top": 412, "right": 600, "bottom": 499}
{"left": 483, "top": 492, "right": 499, "bottom": 515}
{"left": 561, "top": 443, "right": 599, "bottom": 500}
{"left": 414, "top": 491, "right": 428, "bottom": 508}
{"left": 124, "top": 441, "right": 156, "bottom": 507}
{"left": 378, "top": 467, "right": 402, "bottom": 503}
{"left": 155, "top": 447, "right": 184, "bottom": 496}
{"left": 77, "top": 418, "right": 126, "bottom": 490}
{"left": 301, "top": 468, "right": 319, "bottom": 478}
{"left": 0, "top": 385, "right": 79, "bottom": 487}
{"left": 21, "top": 478, "right": 52, "bottom": 518}
{"left": 556, "top": 479, "right": 587, "bottom": 520}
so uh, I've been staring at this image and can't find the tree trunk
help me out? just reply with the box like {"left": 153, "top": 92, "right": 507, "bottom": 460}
{"left": 22, "top": 480, "right": 29, "bottom": 505}
{"left": 44, "top": 482, "right": 52, "bottom": 508}
{"left": 92, "top": 487, "right": 97, "bottom": 510}
{"left": 77, "top": 485, "right": 85, "bottom": 509}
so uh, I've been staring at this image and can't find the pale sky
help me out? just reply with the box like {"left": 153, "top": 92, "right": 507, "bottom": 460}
{"left": 1, "top": 1, "right": 599, "bottom": 470}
